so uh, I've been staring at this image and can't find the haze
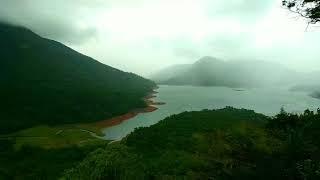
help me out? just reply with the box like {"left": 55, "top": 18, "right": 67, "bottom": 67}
{"left": 1, "top": 0, "right": 319, "bottom": 76}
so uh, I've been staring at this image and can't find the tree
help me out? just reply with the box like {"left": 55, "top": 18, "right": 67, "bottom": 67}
{"left": 282, "top": 0, "right": 320, "bottom": 24}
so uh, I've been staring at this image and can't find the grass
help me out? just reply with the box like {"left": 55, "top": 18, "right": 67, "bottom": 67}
{"left": 1, "top": 122, "right": 108, "bottom": 149}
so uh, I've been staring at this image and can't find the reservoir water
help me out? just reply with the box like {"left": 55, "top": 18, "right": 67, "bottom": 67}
{"left": 102, "top": 85, "right": 320, "bottom": 140}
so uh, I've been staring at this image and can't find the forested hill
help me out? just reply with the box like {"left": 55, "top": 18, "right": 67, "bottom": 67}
{"left": 0, "top": 23, "right": 156, "bottom": 134}
{"left": 65, "top": 107, "right": 320, "bottom": 180}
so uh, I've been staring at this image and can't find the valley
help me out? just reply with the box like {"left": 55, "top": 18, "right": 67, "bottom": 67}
{"left": 1, "top": 1, "right": 320, "bottom": 179}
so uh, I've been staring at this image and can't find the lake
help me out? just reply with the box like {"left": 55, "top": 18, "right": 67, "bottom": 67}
{"left": 102, "top": 85, "right": 320, "bottom": 140}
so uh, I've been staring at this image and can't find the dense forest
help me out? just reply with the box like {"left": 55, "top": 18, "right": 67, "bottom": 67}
{"left": 0, "top": 139, "right": 107, "bottom": 179}
{"left": 64, "top": 107, "right": 320, "bottom": 180}
{"left": 0, "top": 23, "right": 156, "bottom": 134}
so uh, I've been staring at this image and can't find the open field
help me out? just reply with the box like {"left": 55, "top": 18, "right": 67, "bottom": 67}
{"left": 0, "top": 124, "right": 107, "bottom": 149}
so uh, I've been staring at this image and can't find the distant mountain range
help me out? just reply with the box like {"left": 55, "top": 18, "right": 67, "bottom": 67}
{"left": 0, "top": 23, "right": 155, "bottom": 134}
{"left": 290, "top": 83, "right": 320, "bottom": 99}
{"left": 151, "top": 56, "right": 319, "bottom": 90}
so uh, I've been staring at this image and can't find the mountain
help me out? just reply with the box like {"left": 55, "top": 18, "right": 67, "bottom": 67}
{"left": 289, "top": 71, "right": 320, "bottom": 99}
{"left": 151, "top": 56, "right": 301, "bottom": 88}
{"left": 311, "top": 91, "right": 320, "bottom": 99}
{"left": 290, "top": 84, "right": 320, "bottom": 92}
{"left": 0, "top": 23, "right": 156, "bottom": 134}
{"left": 150, "top": 64, "right": 190, "bottom": 82}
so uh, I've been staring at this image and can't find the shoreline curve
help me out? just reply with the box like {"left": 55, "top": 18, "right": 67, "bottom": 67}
{"left": 95, "top": 89, "right": 165, "bottom": 129}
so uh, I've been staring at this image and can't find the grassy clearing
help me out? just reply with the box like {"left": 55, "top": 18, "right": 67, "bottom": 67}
{"left": 1, "top": 123, "right": 107, "bottom": 149}
{"left": 0, "top": 123, "right": 109, "bottom": 179}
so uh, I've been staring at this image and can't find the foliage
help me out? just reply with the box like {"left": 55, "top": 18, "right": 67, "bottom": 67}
{"left": 65, "top": 107, "right": 320, "bottom": 180}
{"left": 0, "top": 139, "right": 107, "bottom": 180}
{"left": 266, "top": 108, "right": 320, "bottom": 179}
{"left": 64, "top": 144, "right": 146, "bottom": 180}
{"left": 0, "top": 23, "right": 156, "bottom": 134}
{"left": 8, "top": 125, "right": 105, "bottom": 149}
{"left": 283, "top": 0, "right": 320, "bottom": 23}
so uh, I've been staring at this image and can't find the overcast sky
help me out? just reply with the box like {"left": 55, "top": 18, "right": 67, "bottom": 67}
{"left": 1, "top": 0, "right": 319, "bottom": 76}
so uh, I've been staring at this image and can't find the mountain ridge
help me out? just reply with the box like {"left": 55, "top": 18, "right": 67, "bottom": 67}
{"left": 151, "top": 56, "right": 303, "bottom": 88}
{"left": 0, "top": 23, "right": 156, "bottom": 134}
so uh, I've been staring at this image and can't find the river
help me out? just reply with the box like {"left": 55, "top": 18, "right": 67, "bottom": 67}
{"left": 102, "top": 85, "right": 320, "bottom": 140}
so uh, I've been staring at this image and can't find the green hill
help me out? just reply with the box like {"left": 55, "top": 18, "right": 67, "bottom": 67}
{"left": 64, "top": 107, "right": 320, "bottom": 180}
{"left": 0, "top": 23, "right": 156, "bottom": 134}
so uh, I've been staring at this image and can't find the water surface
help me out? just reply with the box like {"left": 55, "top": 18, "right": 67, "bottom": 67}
{"left": 102, "top": 85, "right": 320, "bottom": 140}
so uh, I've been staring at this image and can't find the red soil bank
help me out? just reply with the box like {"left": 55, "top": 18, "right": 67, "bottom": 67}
{"left": 96, "top": 90, "right": 164, "bottom": 128}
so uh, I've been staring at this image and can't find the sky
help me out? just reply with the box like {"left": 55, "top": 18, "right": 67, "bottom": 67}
{"left": 0, "top": 0, "right": 319, "bottom": 76}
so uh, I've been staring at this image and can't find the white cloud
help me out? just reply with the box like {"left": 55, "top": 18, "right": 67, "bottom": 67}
{"left": 1, "top": 0, "right": 319, "bottom": 75}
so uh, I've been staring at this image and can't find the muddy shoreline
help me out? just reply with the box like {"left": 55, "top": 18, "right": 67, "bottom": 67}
{"left": 95, "top": 89, "right": 165, "bottom": 128}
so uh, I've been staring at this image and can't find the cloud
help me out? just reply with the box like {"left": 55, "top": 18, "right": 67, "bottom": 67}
{"left": 0, "top": 0, "right": 319, "bottom": 75}
{"left": 0, "top": 0, "right": 100, "bottom": 44}
{"left": 205, "top": 0, "right": 276, "bottom": 23}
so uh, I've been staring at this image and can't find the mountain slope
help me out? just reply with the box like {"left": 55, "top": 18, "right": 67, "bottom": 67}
{"left": 150, "top": 64, "right": 191, "bottom": 82}
{"left": 152, "top": 56, "right": 301, "bottom": 88}
{"left": 65, "top": 108, "right": 320, "bottom": 180}
{"left": 0, "top": 23, "right": 156, "bottom": 134}
{"left": 289, "top": 71, "right": 320, "bottom": 99}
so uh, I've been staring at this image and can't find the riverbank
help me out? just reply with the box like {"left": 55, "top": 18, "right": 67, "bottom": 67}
{"left": 95, "top": 89, "right": 165, "bottom": 128}
{"left": 0, "top": 88, "right": 162, "bottom": 149}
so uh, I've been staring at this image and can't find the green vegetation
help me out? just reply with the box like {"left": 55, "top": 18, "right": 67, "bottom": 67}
{"left": 0, "top": 22, "right": 157, "bottom": 180}
{"left": 64, "top": 107, "right": 320, "bottom": 180}
{"left": 0, "top": 23, "right": 156, "bottom": 134}
{"left": 0, "top": 123, "right": 108, "bottom": 179}
{"left": 2, "top": 125, "right": 105, "bottom": 149}
{"left": 0, "top": 139, "right": 107, "bottom": 180}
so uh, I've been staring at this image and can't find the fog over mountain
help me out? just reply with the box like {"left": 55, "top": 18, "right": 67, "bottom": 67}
{"left": 2, "top": 1, "right": 320, "bottom": 179}
{"left": 1, "top": 0, "right": 320, "bottom": 75}
{"left": 151, "top": 56, "right": 320, "bottom": 89}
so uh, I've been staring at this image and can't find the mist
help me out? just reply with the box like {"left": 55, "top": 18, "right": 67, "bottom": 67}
{"left": 1, "top": 0, "right": 320, "bottom": 76}
{"left": 150, "top": 56, "right": 320, "bottom": 91}
{"left": 2, "top": 1, "right": 320, "bottom": 178}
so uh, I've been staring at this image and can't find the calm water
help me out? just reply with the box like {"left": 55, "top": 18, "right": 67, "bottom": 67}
{"left": 102, "top": 85, "right": 320, "bottom": 140}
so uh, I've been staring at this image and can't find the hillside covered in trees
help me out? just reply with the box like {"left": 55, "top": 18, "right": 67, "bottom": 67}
{"left": 64, "top": 107, "right": 320, "bottom": 180}
{"left": 0, "top": 23, "right": 156, "bottom": 134}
